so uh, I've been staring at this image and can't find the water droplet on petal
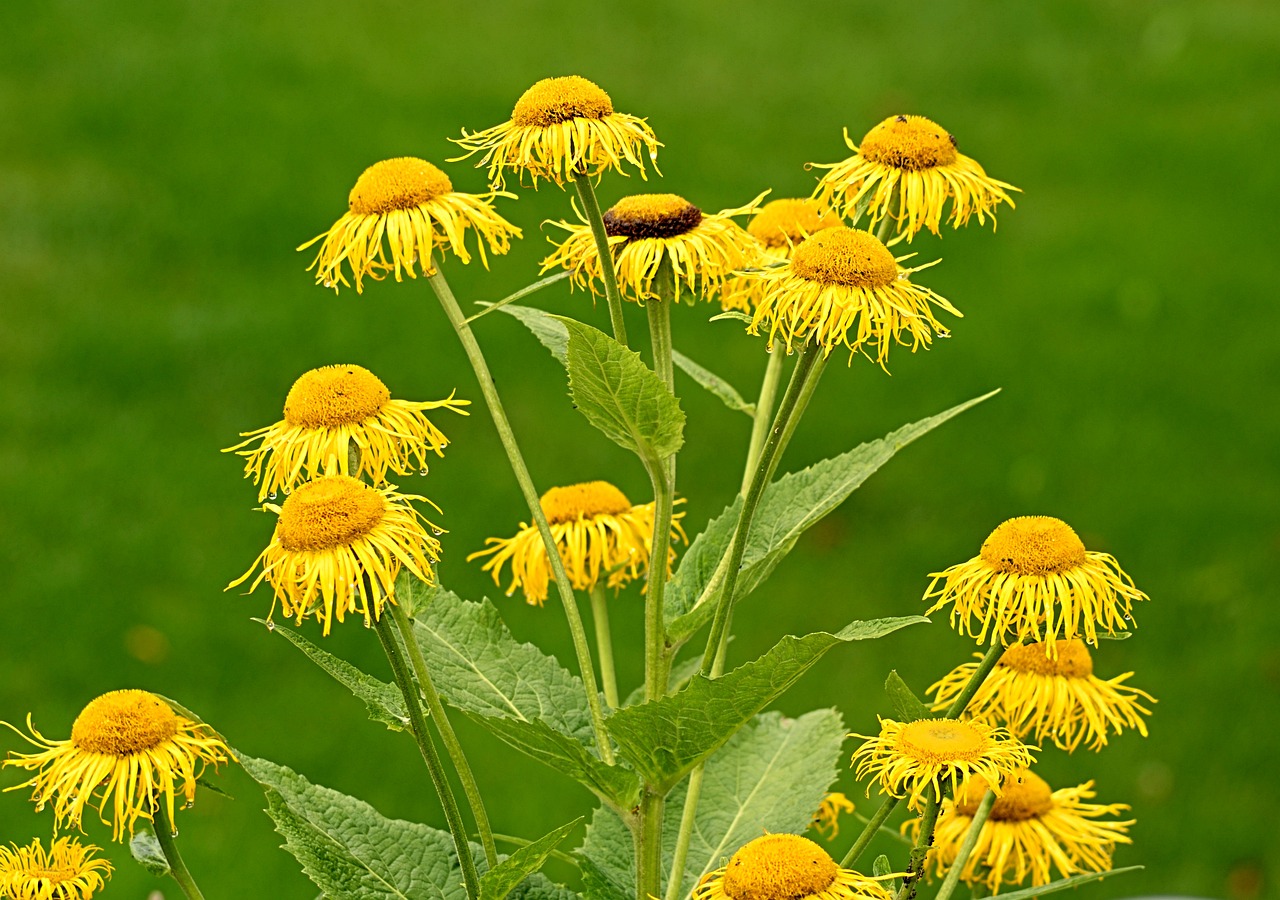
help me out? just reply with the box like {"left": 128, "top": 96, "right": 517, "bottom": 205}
{"left": 283, "top": 487, "right": 291, "bottom": 495}
{"left": 265, "top": 620, "right": 276, "bottom": 632}
{"left": 649, "top": 150, "right": 658, "bottom": 161}
{"left": 268, "top": 491, "right": 277, "bottom": 500}
{"left": 323, "top": 280, "right": 335, "bottom": 289}
{"left": 363, "top": 618, "right": 372, "bottom": 629}
{"left": 431, "top": 527, "right": 443, "bottom": 536}
{"left": 419, "top": 468, "right": 429, "bottom": 477}
{"left": 171, "top": 829, "right": 179, "bottom": 838}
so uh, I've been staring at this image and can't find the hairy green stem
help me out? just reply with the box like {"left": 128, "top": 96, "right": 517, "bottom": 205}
{"left": 589, "top": 584, "right": 620, "bottom": 709}
{"left": 645, "top": 255, "right": 677, "bottom": 700}
{"left": 374, "top": 611, "right": 481, "bottom": 900}
{"left": 572, "top": 173, "right": 629, "bottom": 347}
{"left": 943, "top": 641, "right": 1005, "bottom": 719}
{"left": 636, "top": 789, "right": 665, "bottom": 900}
{"left": 391, "top": 601, "right": 498, "bottom": 867}
{"left": 896, "top": 790, "right": 941, "bottom": 900}
{"left": 741, "top": 349, "right": 786, "bottom": 493}
{"left": 934, "top": 790, "right": 995, "bottom": 900}
{"left": 840, "top": 795, "right": 902, "bottom": 868}
{"left": 154, "top": 804, "right": 205, "bottom": 900}
{"left": 427, "top": 263, "right": 614, "bottom": 764}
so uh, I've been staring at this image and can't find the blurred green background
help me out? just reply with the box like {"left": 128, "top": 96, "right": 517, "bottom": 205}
{"left": 2, "top": 0, "right": 1276, "bottom": 897}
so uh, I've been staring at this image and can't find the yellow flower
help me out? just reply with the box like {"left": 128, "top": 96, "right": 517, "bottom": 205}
{"left": 811, "top": 792, "right": 855, "bottom": 840}
{"left": 720, "top": 198, "right": 842, "bottom": 313}
{"left": 746, "top": 226, "right": 959, "bottom": 365}
{"left": 923, "top": 516, "right": 1148, "bottom": 655}
{"left": 228, "top": 474, "right": 441, "bottom": 634}
{"left": 910, "top": 769, "right": 1133, "bottom": 894}
{"left": 1, "top": 691, "right": 232, "bottom": 842}
{"left": 694, "top": 834, "right": 895, "bottom": 900}
{"left": 224, "top": 364, "right": 470, "bottom": 500}
{"left": 929, "top": 640, "right": 1155, "bottom": 753}
{"left": 811, "top": 115, "right": 1019, "bottom": 241}
{"left": 299, "top": 157, "right": 520, "bottom": 293}
{"left": 0, "top": 837, "right": 112, "bottom": 900}
{"left": 542, "top": 193, "right": 763, "bottom": 304}
{"left": 850, "top": 718, "right": 1035, "bottom": 806}
{"left": 452, "top": 75, "right": 661, "bottom": 189}
{"left": 467, "top": 480, "right": 685, "bottom": 607}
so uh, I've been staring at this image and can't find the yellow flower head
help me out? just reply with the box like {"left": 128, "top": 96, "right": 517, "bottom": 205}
{"left": 228, "top": 474, "right": 442, "bottom": 634}
{"left": 225, "top": 364, "right": 470, "bottom": 501}
{"left": 929, "top": 640, "right": 1155, "bottom": 753}
{"left": 745, "top": 226, "right": 959, "bottom": 365}
{"left": 811, "top": 792, "right": 855, "bottom": 841}
{"left": 542, "top": 192, "right": 764, "bottom": 304}
{"left": 694, "top": 834, "right": 895, "bottom": 900}
{"left": 0, "top": 837, "right": 113, "bottom": 900}
{"left": 850, "top": 717, "right": 1035, "bottom": 806}
{"left": 811, "top": 115, "right": 1019, "bottom": 241}
{"left": 911, "top": 768, "right": 1133, "bottom": 894}
{"left": 299, "top": 157, "right": 521, "bottom": 293}
{"left": 467, "top": 480, "right": 685, "bottom": 607}
{"left": 1, "top": 691, "right": 232, "bottom": 842}
{"left": 924, "top": 516, "right": 1149, "bottom": 654}
{"left": 720, "top": 198, "right": 842, "bottom": 313}
{"left": 452, "top": 75, "right": 661, "bottom": 189}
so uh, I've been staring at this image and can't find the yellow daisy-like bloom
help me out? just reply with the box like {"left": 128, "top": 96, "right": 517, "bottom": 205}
{"left": 467, "top": 480, "right": 685, "bottom": 607}
{"left": 542, "top": 192, "right": 764, "bottom": 304}
{"left": 1, "top": 691, "right": 233, "bottom": 842}
{"left": 452, "top": 75, "right": 661, "bottom": 189}
{"left": 694, "top": 834, "right": 895, "bottom": 900}
{"left": 850, "top": 717, "right": 1035, "bottom": 806}
{"left": 720, "top": 198, "right": 842, "bottom": 313}
{"left": 811, "top": 115, "right": 1019, "bottom": 241}
{"left": 0, "top": 837, "right": 112, "bottom": 900}
{"left": 929, "top": 641, "right": 1155, "bottom": 753}
{"left": 910, "top": 769, "right": 1133, "bottom": 894}
{"left": 225, "top": 364, "right": 470, "bottom": 501}
{"left": 299, "top": 156, "right": 521, "bottom": 293}
{"left": 924, "top": 516, "right": 1149, "bottom": 655}
{"left": 228, "top": 474, "right": 441, "bottom": 634}
{"left": 746, "top": 226, "right": 959, "bottom": 365}
{"left": 811, "top": 792, "right": 856, "bottom": 841}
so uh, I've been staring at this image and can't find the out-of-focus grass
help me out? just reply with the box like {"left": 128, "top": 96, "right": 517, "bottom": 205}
{"left": 1, "top": 1, "right": 1276, "bottom": 897}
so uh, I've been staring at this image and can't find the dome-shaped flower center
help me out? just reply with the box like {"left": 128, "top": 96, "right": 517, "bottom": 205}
{"left": 897, "top": 719, "right": 989, "bottom": 763}
{"left": 859, "top": 115, "right": 959, "bottom": 171}
{"left": 348, "top": 157, "right": 453, "bottom": 216}
{"left": 283, "top": 364, "right": 391, "bottom": 428}
{"left": 789, "top": 227, "right": 898, "bottom": 288}
{"left": 277, "top": 476, "right": 387, "bottom": 552}
{"left": 511, "top": 75, "right": 615, "bottom": 127}
{"left": 979, "top": 516, "right": 1087, "bottom": 575}
{"left": 70, "top": 690, "right": 180, "bottom": 756}
{"left": 955, "top": 770, "right": 1054, "bottom": 821}
{"left": 540, "top": 481, "right": 633, "bottom": 525}
{"left": 748, "top": 199, "right": 842, "bottom": 250}
{"left": 602, "top": 194, "right": 703, "bottom": 240}
{"left": 999, "top": 639, "right": 1094, "bottom": 678}
{"left": 721, "top": 834, "right": 839, "bottom": 900}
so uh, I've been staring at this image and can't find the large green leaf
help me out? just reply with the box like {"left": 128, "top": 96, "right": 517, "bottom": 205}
{"left": 240, "top": 754, "right": 479, "bottom": 900}
{"left": 606, "top": 618, "right": 925, "bottom": 789}
{"left": 261, "top": 619, "right": 408, "bottom": 732}
{"left": 562, "top": 318, "right": 685, "bottom": 463}
{"left": 480, "top": 819, "right": 583, "bottom": 900}
{"left": 666, "top": 391, "right": 998, "bottom": 641}
{"left": 672, "top": 350, "right": 754, "bottom": 417}
{"left": 497, "top": 303, "right": 570, "bottom": 364}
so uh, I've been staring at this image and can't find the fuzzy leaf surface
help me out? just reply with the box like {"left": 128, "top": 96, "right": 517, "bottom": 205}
{"left": 885, "top": 670, "right": 932, "bottom": 722}
{"left": 672, "top": 349, "right": 754, "bottom": 416}
{"left": 497, "top": 303, "right": 570, "bottom": 364}
{"left": 129, "top": 830, "right": 170, "bottom": 877}
{"left": 480, "top": 819, "right": 583, "bottom": 900}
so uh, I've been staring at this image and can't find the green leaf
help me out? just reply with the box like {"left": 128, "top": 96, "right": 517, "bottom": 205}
{"left": 708, "top": 310, "right": 752, "bottom": 324}
{"left": 977, "top": 867, "right": 1144, "bottom": 900}
{"left": 240, "top": 753, "right": 480, "bottom": 900}
{"left": 129, "top": 829, "right": 170, "bottom": 877}
{"left": 872, "top": 855, "right": 892, "bottom": 878}
{"left": 672, "top": 350, "right": 754, "bottom": 417}
{"left": 666, "top": 391, "right": 999, "bottom": 641}
{"left": 497, "top": 303, "right": 570, "bottom": 365}
{"left": 1095, "top": 631, "right": 1133, "bottom": 640}
{"left": 606, "top": 618, "right": 925, "bottom": 789}
{"left": 509, "top": 874, "right": 582, "bottom": 900}
{"left": 561, "top": 318, "right": 685, "bottom": 462}
{"left": 885, "top": 671, "right": 931, "bottom": 722}
{"left": 466, "top": 272, "right": 572, "bottom": 325}
{"left": 480, "top": 819, "right": 583, "bottom": 900}
{"left": 260, "top": 619, "right": 408, "bottom": 732}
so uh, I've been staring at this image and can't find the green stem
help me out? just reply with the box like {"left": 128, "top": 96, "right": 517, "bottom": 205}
{"left": 427, "top": 264, "right": 614, "bottom": 765}
{"left": 934, "top": 790, "right": 995, "bottom": 900}
{"left": 154, "top": 804, "right": 204, "bottom": 900}
{"left": 943, "top": 642, "right": 1005, "bottom": 719}
{"left": 839, "top": 795, "right": 901, "bottom": 868}
{"left": 645, "top": 256, "right": 677, "bottom": 701}
{"left": 390, "top": 601, "right": 498, "bottom": 867}
{"left": 636, "top": 789, "right": 665, "bottom": 900}
{"left": 896, "top": 790, "right": 940, "bottom": 900}
{"left": 699, "top": 343, "right": 828, "bottom": 675}
{"left": 573, "top": 173, "right": 629, "bottom": 347}
{"left": 741, "top": 349, "right": 786, "bottom": 493}
{"left": 875, "top": 183, "right": 898, "bottom": 242}
{"left": 374, "top": 611, "right": 481, "bottom": 900}
{"left": 590, "top": 583, "right": 620, "bottom": 709}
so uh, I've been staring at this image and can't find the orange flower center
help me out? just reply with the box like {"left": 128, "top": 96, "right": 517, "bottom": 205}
{"left": 71, "top": 690, "right": 180, "bottom": 756}
{"left": 747, "top": 199, "right": 841, "bottom": 250}
{"left": 347, "top": 157, "right": 453, "bottom": 215}
{"left": 283, "top": 364, "right": 391, "bottom": 428}
{"left": 896, "top": 719, "right": 989, "bottom": 763}
{"left": 789, "top": 227, "right": 898, "bottom": 288}
{"left": 956, "top": 769, "right": 1054, "bottom": 821}
{"left": 540, "top": 481, "right": 633, "bottom": 525}
{"left": 999, "top": 640, "right": 1094, "bottom": 678}
{"left": 276, "top": 476, "right": 387, "bottom": 551}
{"left": 721, "top": 834, "right": 839, "bottom": 900}
{"left": 859, "top": 115, "right": 959, "bottom": 170}
{"left": 979, "top": 516, "right": 1088, "bottom": 575}
{"left": 511, "top": 75, "right": 615, "bottom": 127}
{"left": 603, "top": 194, "right": 703, "bottom": 240}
